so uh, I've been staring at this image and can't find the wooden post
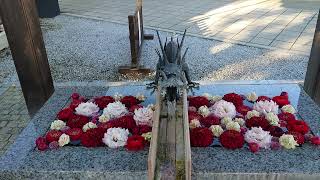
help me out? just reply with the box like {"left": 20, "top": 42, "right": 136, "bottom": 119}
{"left": 0, "top": 0, "right": 54, "bottom": 117}
{"left": 118, "top": 0, "right": 154, "bottom": 75}
{"left": 304, "top": 10, "right": 320, "bottom": 105}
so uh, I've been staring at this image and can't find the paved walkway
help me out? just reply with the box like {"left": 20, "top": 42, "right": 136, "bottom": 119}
{"left": 0, "top": 86, "right": 30, "bottom": 156}
{"left": 59, "top": 0, "right": 319, "bottom": 55}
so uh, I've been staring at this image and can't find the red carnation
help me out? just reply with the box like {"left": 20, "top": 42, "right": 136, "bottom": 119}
{"left": 81, "top": 127, "right": 105, "bottom": 147}
{"left": 98, "top": 121, "right": 113, "bottom": 131}
{"left": 126, "top": 135, "right": 145, "bottom": 151}
{"left": 278, "top": 112, "right": 295, "bottom": 121}
{"left": 257, "top": 96, "right": 271, "bottom": 102}
{"left": 67, "top": 114, "right": 89, "bottom": 129}
{"left": 190, "top": 128, "right": 213, "bottom": 147}
{"left": 245, "top": 117, "right": 270, "bottom": 130}
{"left": 268, "top": 126, "right": 284, "bottom": 137}
{"left": 45, "top": 130, "right": 63, "bottom": 143}
{"left": 188, "top": 111, "right": 202, "bottom": 122}
{"left": 287, "top": 120, "right": 309, "bottom": 135}
{"left": 71, "top": 93, "right": 80, "bottom": 100}
{"left": 57, "top": 107, "right": 74, "bottom": 121}
{"left": 288, "top": 131, "right": 305, "bottom": 145}
{"left": 94, "top": 96, "right": 115, "bottom": 109}
{"left": 249, "top": 142, "right": 259, "bottom": 153}
{"left": 66, "top": 128, "right": 83, "bottom": 141}
{"left": 272, "top": 96, "right": 290, "bottom": 107}
{"left": 223, "top": 93, "right": 243, "bottom": 107}
{"left": 200, "top": 115, "right": 220, "bottom": 127}
{"left": 36, "top": 137, "right": 48, "bottom": 151}
{"left": 120, "top": 96, "right": 139, "bottom": 108}
{"left": 311, "top": 136, "right": 320, "bottom": 145}
{"left": 129, "top": 104, "right": 143, "bottom": 112}
{"left": 132, "top": 125, "right": 152, "bottom": 135}
{"left": 139, "top": 125, "right": 152, "bottom": 134}
{"left": 219, "top": 130, "right": 245, "bottom": 149}
{"left": 280, "top": 92, "right": 289, "bottom": 98}
{"left": 188, "top": 96, "right": 209, "bottom": 109}
{"left": 236, "top": 105, "right": 252, "bottom": 115}
{"left": 107, "top": 115, "right": 137, "bottom": 131}
{"left": 69, "top": 99, "right": 82, "bottom": 110}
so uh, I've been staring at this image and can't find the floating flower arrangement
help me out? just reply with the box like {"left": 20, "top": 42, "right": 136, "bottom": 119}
{"left": 188, "top": 92, "right": 320, "bottom": 153}
{"left": 36, "top": 93, "right": 154, "bottom": 151}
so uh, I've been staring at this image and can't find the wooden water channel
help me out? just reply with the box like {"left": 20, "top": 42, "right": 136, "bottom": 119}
{"left": 148, "top": 89, "right": 191, "bottom": 180}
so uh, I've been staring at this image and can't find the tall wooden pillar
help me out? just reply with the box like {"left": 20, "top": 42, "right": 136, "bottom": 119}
{"left": 0, "top": 0, "right": 54, "bottom": 116}
{"left": 304, "top": 11, "right": 320, "bottom": 105}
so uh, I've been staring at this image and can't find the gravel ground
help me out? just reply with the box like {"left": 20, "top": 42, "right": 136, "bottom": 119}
{"left": 0, "top": 15, "right": 309, "bottom": 84}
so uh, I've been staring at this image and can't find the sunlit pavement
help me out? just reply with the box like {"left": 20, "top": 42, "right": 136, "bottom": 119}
{"left": 59, "top": 0, "right": 319, "bottom": 55}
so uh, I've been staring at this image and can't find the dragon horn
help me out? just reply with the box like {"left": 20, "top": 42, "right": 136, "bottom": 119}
{"left": 156, "top": 31, "right": 169, "bottom": 64}
{"left": 180, "top": 29, "right": 187, "bottom": 48}
{"left": 164, "top": 37, "right": 167, "bottom": 49}
{"left": 175, "top": 30, "right": 187, "bottom": 63}
{"left": 177, "top": 38, "right": 180, "bottom": 48}
{"left": 181, "top": 47, "right": 189, "bottom": 63}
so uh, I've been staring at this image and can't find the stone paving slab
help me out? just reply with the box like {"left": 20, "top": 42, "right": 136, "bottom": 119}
{"left": 0, "top": 86, "right": 30, "bottom": 156}
{"left": 59, "top": 0, "right": 319, "bottom": 55}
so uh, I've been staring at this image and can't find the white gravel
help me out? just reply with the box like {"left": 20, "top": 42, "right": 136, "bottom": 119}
{"left": 0, "top": 15, "right": 309, "bottom": 84}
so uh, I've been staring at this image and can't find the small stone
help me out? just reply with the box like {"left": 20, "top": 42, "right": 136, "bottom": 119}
{"left": 0, "top": 121, "right": 8, "bottom": 128}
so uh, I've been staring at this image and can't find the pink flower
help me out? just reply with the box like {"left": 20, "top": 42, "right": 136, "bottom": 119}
{"left": 49, "top": 141, "right": 59, "bottom": 150}
{"left": 270, "top": 141, "right": 281, "bottom": 150}
{"left": 210, "top": 100, "right": 236, "bottom": 119}
{"left": 244, "top": 127, "right": 272, "bottom": 149}
{"left": 253, "top": 100, "right": 278, "bottom": 115}
{"left": 248, "top": 143, "right": 259, "bottom": 153}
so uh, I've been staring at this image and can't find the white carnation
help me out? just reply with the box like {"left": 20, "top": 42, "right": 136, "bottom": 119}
{"left": 58, "top": 133, "right": 70, "bottom": 147}
{"left": 50, "top": 120, "right": 66, "bottom": 130}
{"left": 244, "top": 127, "right": 272, "bottom": 149}
{"left": 211, "top": 96, "right": 223, "bottom": 103}
{"left": 189, "top": 119, "right": 201, "bottom": 129}
{"left": 265, "top": 112, "right": 280, "bottom": 126}
{"left": 226, "top": 121, "right": 240, "bottom": 132}
{"left": 234, "top": 118, "right": 245, "bottom": 126}
{"left": 75, "top": 102, "right": 100, "bottom": 117}
{"left": 246, "top": 92, "right": 258, "bottom": 102}
{"left": 103, "top": 101, "right": 128, "bottom": 119}
{"left": 136, "top": 93, "right": 146, "bottom": 101}
{"left": 246, "top": 110, "right": 260, "bottom": 119}
{"left": 202, "top": 93, "right": 212, "bottom": 100}
{"left": 198, "top": 105, "right": 210, "bottom": 117}
{"left": 279, "top": 134, "right": 298, "bottom": 149}
{"left": 98, "top": 114, "right": 110, "bottom": 123}
{"left": 113, "top": 93, "right": 123, "bottom": 101}
{"left": 210, "top": 125, "right": 224, "bottom": 137}
{"left": 281, "top": 105, "right": 295, "bottom": 114}
{"left": 134, "top": 107, "right": 153, "bottom": 126}
{"left": 102, "top": 128, "right": 129, "bottom": 148}
{"left": 221, "top": 117, "right": 232, "bottom": 125}
{"left": 82, "top": 122, "right": 97, "bottom": 132}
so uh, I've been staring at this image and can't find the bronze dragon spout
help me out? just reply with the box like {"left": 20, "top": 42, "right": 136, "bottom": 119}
{"left": 148, "top": 30, "right": 199, "bottom": 101}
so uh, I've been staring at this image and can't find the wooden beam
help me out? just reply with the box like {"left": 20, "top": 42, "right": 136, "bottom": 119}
{"left": 148, "top": 90, "right": 161, "bottom": 180}
{"left": 304, "top": 10, "right": 320, "bottom": 104}
{"left": 0, "top": 0, "right": 54, "bottom": 116}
